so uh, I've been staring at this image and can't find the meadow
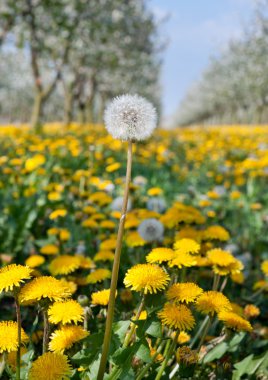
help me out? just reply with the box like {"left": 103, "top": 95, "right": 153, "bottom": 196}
{"left": 0, "top": 123, "right": 268, "bottom": 380}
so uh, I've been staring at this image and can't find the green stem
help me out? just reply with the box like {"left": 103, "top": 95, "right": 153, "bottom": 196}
{"left": 190, "top": 315, "right": 210, "bottom": 349}
{"left": 212, "top": 274, "right": 220, "bottom": 291}
{"left": 197, "top": 317, "right": 212, "bottom": 352}
{"left": 97, "top": 142, "right": 133, "bottom": 380}
{"left": 136, "top": 340, "right": 165, "bottom": 380}
{"left": 123, "top": 293, "right": 145, "bottom": 348}
{"left": 15, "top": 296, "right": 21, "bottom": 380}
{"left": 155, "top": 331, "right": 179, "bottom": 380}
{"left": 180, "top": 267, "right": 186, "bottom": 282}
{"left": 42, "top": 309, "right": 50, "bottom": 353}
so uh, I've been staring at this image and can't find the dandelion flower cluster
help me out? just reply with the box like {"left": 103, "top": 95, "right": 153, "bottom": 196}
{"left": 29, "top": 352, "right": 72, "bottom": 380}
{"left": 167, "top": 283, "right": 203, "bottom": 304}
{"left": 48, "top": 300, "right": 84, "bottom": 325}
{"left": 104, "top": 94, "right": 157, "bottom": 141}
{"left": 0, "top": 264, "right": 32, "bottom": 293}
{"left": 49, "top": 325, "right": 89, "bottom": 353}
{"left": 158, "top": 303, "right": 195, "bottom": 331}
{"left": 0, "top": 321, "right": 28, "bottom": 353}
{"left": 124, "top": 264, "right": 170, "bottom": 294}
{"left": 19, "top": 276, "right": 71, "bottom": 304}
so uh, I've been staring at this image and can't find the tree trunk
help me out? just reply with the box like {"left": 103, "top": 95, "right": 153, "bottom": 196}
{"left": 63, "top": 89, "right": 73, "bottom": 126}
{"left": 31, "top": 92, "right": 43, "bottom": 132}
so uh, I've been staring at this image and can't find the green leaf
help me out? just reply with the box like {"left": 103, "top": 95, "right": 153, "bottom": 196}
{"left": 228, "top": 332, "right": 246, "bottom": 352}
{"left": 113, "top": 320, "right": 131, "bottom": 344}
{"left": 145, "top": 321, "right": 162, "bottom": 338}
{"left": 203, "top": 342, "right": 228, "bottom": 363}
{"left": 72, "top": 333, "right": 103, "bottom": 366}
{"left": 232, "top": 351, "right": 268, "bottom": 380}
{"left": 136, "top": 341, "right": 152, "bottom": 364}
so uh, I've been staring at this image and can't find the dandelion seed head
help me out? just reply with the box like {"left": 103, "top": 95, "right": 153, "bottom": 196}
{"left": 104, "top": 94, "right": 157, "bottom": 141}
{"left": 137, "top": 218, "right": 164, "bottom": 242}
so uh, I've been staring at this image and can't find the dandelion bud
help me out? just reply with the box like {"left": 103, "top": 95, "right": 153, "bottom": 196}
{"left": 104, "top": 94, "right": 157, "bottom": 141}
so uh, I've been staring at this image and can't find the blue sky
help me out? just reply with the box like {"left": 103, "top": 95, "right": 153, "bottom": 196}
{"left": 150, "top": 0, "right": 255, "bottom": 119}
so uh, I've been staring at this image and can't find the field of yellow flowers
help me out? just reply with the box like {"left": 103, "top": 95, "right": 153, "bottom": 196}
{"left": 0, "top": 122, "right": 268, "bottom": 380}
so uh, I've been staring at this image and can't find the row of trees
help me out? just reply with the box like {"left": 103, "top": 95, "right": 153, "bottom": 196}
{"left": 0, "top": 0, "right": 162, "bottom": 128}
{"left": 176, "top": 0, "right": 268, "bottom": 125}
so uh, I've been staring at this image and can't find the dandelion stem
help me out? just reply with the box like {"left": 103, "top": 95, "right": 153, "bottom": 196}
{"left": 97, "top": 141, "right": 133, "bottom": 380}
{"left": 136, "top": 340, "right": 166, "bottom": 380}
{"left": 123, "top": 293, "right": 145, "bottom": 348}
{"left": 212, "top": 273, "right": 220, "bottom": 291}
{"left": 197, "top": 316, "right": 212, "bottom": 352}
{"left": 15, "top": 296, "right": 21, "bottom": 380}
{"left": 190, "top": 315, "right": 210, "bottom": 349}
{"left": 42, "top": 309, "right": 50, "bottom": 353}
{"left": 155, "top": 331, "right": 179, "bottom": 380}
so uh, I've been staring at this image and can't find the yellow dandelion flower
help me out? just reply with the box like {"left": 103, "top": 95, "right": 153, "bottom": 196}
{"left": 176, "top": 227, "right": 202, "bottom": 243}
{"left": 124, "top": 264, "right": 170, "bottom": 294}
{"left": 100, "top": 238, "right": 117, "bottom": 250}
{"left": 207, "top": 248, "right": 236, "bottom": 267}
{"left": 147, "top": 187, "right": 163, "bottom": 196}
{"left": 218, "top": 311, "right": 253, "bottom": 332}
{"left": 91, "top": 289, "right": 116, "bottom": 306}
{"left": 81, "top": 218, "right": 98, "bottom": 228}
{"left": 49, "top": 325, "right": 89, "bottom": 353}
{"left": 29, "top": 352, "right": 72, "bottom": 380}
{"left": 146, "top": 247, "right": 176, "bottom": 264}
{"left": 59, "top": 229, "right": 70, "bottom": 241}
{"left": 106, "top": 162, "right": 121, "bottom": 172}
{"left": 253, "top": 280, "right": 268, "bottom": 291}
{"left": 94, "top": 250, "right": 114, "bottom": 262}
{"left": 178, "top": 331, "right": 191, "bottom": 344}
{"left": 158, "top": 303, "right": 195, "bottom": 331}
{"left": 87, "top": 269, "right": 111, "bottom": 284}
{"left": 48, "top": 300, "right": 84, "bottom": 325}
{"left": 40, "top": 244, "right": 59, "bottom": 255}
{"left": 0, "top": 321, "right": 28, "bottom": 353}
{"left": 25, "top": 154, "right": 45, "bottom": 172}
{"left": 231, "top": 272, "right": 245, "bottom": 284}
{"left": 49, "top": 209, "right": 67, "bottom": 220}
{"left": 167, "top": 283, "right": 203, "bottom": 304}
{"left": 58, "top": 279, "right": 77, "bottom": 295}
{"left": 0, "top": 264, "right": 32, "bottom": 293}
{"left": 49, "top": 255, "right": 81, "bottom": 276}
{"left": 125, "top": 231, "right": 146, "bottom": 247}
{"left": 261, "top": 260, "right": 268, "bottom": 276}
{"left": 202, "top": 225, "right": 230, "bottom": 241}
{"left": 169, "top": 252, "right": 197, "bottom": 269}
{"left": 25, "top": 255, "right": 45, "bottom": 268}
{"left": 19, "top": 276, "right": 71, "bottom": 304}
{"left": 195, "top": 291, "right": 232, "bottom": 315}
{"left": 79, "top": 257, "right": 95, "bottom": 269}
{"left": 173, "top": 239, "right": 200, "bottom": 255}
{"left": 244, "top": 304, "right": 260, "bottom": 319}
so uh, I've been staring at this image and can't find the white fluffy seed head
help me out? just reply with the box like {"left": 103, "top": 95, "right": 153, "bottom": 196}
{"left": 104, "top": 94, "right": 157, "bottom": 141}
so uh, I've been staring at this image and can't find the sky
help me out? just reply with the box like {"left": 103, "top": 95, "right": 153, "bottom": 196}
{"left": 150, "top": 0, "right": 255, "bottom": 121}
